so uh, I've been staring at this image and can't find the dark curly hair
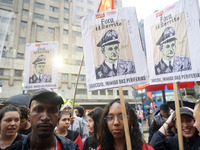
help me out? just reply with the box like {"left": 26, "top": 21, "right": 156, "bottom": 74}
{"left": 0, "top": 105, "right": 20, "bottom": 121}
{"left": 99, "top": 99, "right": 147, "bottom": 150}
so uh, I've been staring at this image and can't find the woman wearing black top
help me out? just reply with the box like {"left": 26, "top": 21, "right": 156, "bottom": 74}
{"left": 0, "top": 105, "right": 24, "bottom": 150}
{"left": 83, "top": 107, "right": 103, "bottom": 150}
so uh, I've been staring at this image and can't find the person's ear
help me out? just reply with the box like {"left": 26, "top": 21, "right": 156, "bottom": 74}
{"left": 27, "top": 108, "right": 30, "bottom": 121}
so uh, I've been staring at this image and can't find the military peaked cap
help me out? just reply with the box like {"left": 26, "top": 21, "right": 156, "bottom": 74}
{"left": 32, "top": 55, "right": 46, "bottom": 64}
{"left": 156, "top": 27, "right": 177, "bottom": 45}
{"left": 97, "top": 30, "right": 120, "bottom": 47}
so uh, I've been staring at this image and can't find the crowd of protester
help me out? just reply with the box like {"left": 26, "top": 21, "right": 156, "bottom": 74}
{"left": 0, "top": 89, "right": 200, "bottom": 150}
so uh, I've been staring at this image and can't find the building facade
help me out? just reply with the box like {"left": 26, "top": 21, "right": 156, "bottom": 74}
{"left": 0, "top": 0, "right": 141, "bottom": 108}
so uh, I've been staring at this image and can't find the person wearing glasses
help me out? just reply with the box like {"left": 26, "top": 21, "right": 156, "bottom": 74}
{"left": 95, "top": 30, "right": 136, "bottom": 79}
{"left": 98, "top": 99, "right": 154, "bottom": 150}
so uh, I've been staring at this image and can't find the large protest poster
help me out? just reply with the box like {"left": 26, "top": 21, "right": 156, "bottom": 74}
{"left": 0, "top": 10, "right": 13, "bottom": 61}
{"left": 144, "top": 0, "right": 200, "bottom": 85}
{"left": 23, "top": 42, "right": 58, "bottom": 90}
{"left": 81, "top": 7, "right": 149, "bottom": 91}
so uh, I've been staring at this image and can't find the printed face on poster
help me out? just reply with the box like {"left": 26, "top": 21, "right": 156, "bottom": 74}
{"left": 144, "top": 0, "right": 200, "bottom": 84}
{"left": 23, "top": 42, "right": 58, "bottom": 90}
{"left": 81, "top": 7, "right": 149, "bottom": 91}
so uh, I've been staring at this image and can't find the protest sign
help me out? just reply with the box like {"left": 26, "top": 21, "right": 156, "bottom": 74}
{"left": 0, "top": 10, "right": 13, "bottom": 61}
{"left": 23, "top": 41, "right": 58, "bottom": 90}
{"left": 144, "top": 0, "right": 200, "bottom": 85}
{"left": 81, "top": 7, "right": 149, "bottom": 91}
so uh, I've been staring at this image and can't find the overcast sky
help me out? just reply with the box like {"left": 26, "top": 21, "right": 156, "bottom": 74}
{"left": 122, "top": 0, "right": 199, "bottom": 20}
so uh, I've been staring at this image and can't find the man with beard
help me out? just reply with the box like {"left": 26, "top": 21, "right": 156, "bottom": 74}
{"left": 14, "top": 89, "right": 79, "bottom": 150}
{"left": 155, "top": 27, "right": 192, "bottom": 75}
{"left": 95, "top": 30, "right": 136, "bottom": 79}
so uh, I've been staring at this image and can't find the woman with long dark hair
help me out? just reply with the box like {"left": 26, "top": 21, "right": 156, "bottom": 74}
{"left": 98, "top": 99, "right": 154, "bottom": 150}
{"left": 83, "top": 107, "right": 103, "bottom": 150}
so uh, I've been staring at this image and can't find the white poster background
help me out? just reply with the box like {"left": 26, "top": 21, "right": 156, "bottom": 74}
{"left": 81, "top": 7, "right": 149, "bottom": 91}
{"left": 0, "top": 10, "right": 13, "bottom": 61}
{"left": 23, "top": 41, "right": 58, "bottom": 90}
{"left": 144, "top": 0, "right": 200, "bottom": 84}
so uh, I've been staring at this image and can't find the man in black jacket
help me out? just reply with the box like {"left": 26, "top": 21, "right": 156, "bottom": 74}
{"left": 14, "top": 89, "right": 79, "bottom": 150}
{"left": 149, "top": 103, "right": 170, "bottom": 142}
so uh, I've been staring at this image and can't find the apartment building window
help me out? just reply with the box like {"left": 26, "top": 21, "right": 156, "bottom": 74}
{"left": 64, "top": 8, "right": 69, "bottom": 14}
{"left": 76, "top": 32, "right": 82, "bottom": 37}
{"left": 76, "top": 46, "right": 83, "bottom": 52}
{"left": 76, "top": 6, "right": 83, "bottom": 12}
{"left": 33, "top": 13, "right": 44, "bottom": 20}
{"left": 75, "top": 60, "right": 81, "bottom": 65}
{"left": 0, "top": 69, "right": 4, "bottom": 76}
{"left": 51, "top": 0, "right": 59, "bottom": 2}
{"left": 36, "top": 25, "right": 43, "bottom": 31}
{"left": 62, "top": 73, "right": 68, "bottom": 81}
{"left": 21, "top": 21, "right": 27, "bottom": 28}
{"left": 18, "top": 37, "right": 26, "bottom": 44}
{"left": 77, "top": 89, "right": 87, "bottom": 95}
{"left": 49, "top": 6, "right": 59, "bottom": 12}
{"left": 63, "top": 29, "right": 68, "bottom": 35}
{"left": 0, "top": 34, "right": 5, "bottom": 41}
{"left": 75, "top": 15, "right": 80, "bottom": 20}
{"left": 72, "top": 74, "right": 77, "bottom": 81}
{"left": 22, "top": 9, "right": 28, "bottom": 15}
{"left": 48, "top": 27, "right": 55, "bottom": 34}
{"left": 0, "top": 8, "right": 11, "bottom": 12}
{"left": 64, "top": 18, "right": 69, "bottom": 24}
{"left": 15, "top": 70, "right": 23, "bottom": 77}
{"left": 92, "top": 91, "right": 98, "bottom": 95}
{"left": 49, "top": 16, "right": 58, "bottom": 23}
{"left": 79, "top": 75, "right": 85, "bottom": 81}
{"left": 117, "top": 90, "right": 128, "bottom": 96}
{"left": 1, "top": 17, "right": 10, "bottom": 23}
{"left": 87, "top": 9, "right": 94, "bottom": 14}
{"left": 1, "top": 0, "right": 13, "bottom": 5}
{"left": 76, "top": 0, "right": 83, "bottom": 2}
{"left": 107, "top": 90, "right": 113, "bottom": 95}
{"left": 100, "top": 90, "right": 106, "bottom": 95}
{"left": 35, "top": 2, "right": 45, "bottom": 9}
{"left": 16, "top": 53, "right": 24, "bottom": 59}
{"left": 63, "top": 44, "right": 68, "bottom": 50}
{"left": 115, "top": 0, "right": 117, "bottom": 5}
{"left": 87, "top": 0, "right": 93, "bottom": 5}
{"left": 23, "top": 0, "right": 30, "bottom": 3}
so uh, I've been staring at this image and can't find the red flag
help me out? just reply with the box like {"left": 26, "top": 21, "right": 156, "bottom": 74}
{"left": 98, "top": 0, "right": 115, "bottom": 12}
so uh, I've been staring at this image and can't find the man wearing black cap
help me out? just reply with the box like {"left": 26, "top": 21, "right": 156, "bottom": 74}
{"left": 15, "top": 89, "right": 79, "bottom": 150}
{"left": 155, "top": 27, "right": 192, "bottom": 75}
{"left": 95, "top": 29, "right": 136, "bottom": 79}
{"left": 29, "top": 55, "right": 52, "bottom": 83}
{"left": 150, "top": 107, "right": 200, "bottom": 150}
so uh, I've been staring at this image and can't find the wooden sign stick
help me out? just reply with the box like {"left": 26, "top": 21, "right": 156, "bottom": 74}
{"left": 177, "top": 83, "right": 184, "bottom": 107}
{"left": 71, "top": 55, "right": 84, "bottom": 130}
{"left": 118, "top": 86, "right": 132, "bottom": 150}
{"left": 173, "top": 83, "right": 184, "bottom": 150}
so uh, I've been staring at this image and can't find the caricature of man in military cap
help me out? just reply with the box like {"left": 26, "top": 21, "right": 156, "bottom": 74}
{"left": 29, "top": 55, "right": 52, "bottom": 83}
{"left": 155, "top": 27, "right": 192, "bottom": 75}
{"left": 95, "top": 30, "right": 136, "bottom": 79}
